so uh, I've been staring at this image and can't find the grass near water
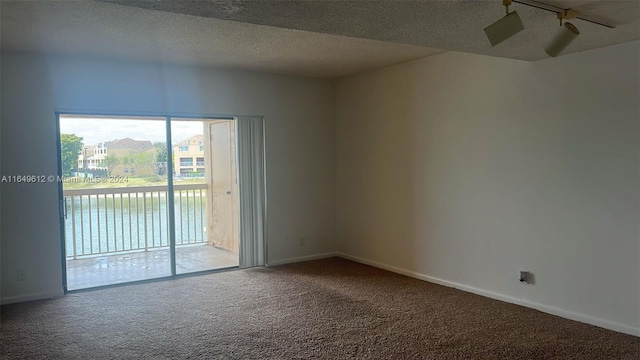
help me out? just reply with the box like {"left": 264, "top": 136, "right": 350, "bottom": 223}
{"left": 63, "top": 176, "right": 205, "bottom": 189}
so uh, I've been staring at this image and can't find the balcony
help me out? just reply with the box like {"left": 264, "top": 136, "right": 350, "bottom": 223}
{"left": 179, "top": 158, "right": 193, "bottom": 167}
{"left": 63, "top": 183, "right": 238, "bottom": 289}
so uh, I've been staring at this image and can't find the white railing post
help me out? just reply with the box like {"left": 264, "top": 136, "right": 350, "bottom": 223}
{"left": 143, "top": 190, "right": 148, "bottom": 251}
{"left": 70, "top": 196, "right": 77, "bottom": 259}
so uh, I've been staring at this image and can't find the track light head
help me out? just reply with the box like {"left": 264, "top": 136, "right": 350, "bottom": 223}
{"left": 484, "top": 11, "right": 525, "bottom": 47}
{"left": 544, "top": 22, "right": 580, "bottom": 57}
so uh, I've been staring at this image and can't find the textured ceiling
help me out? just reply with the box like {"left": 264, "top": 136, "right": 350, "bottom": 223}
{"left": 0, "top": 1, "right": 443, "bottom": 78}
{"left": 1, "top": 1, "right": 638, "bottom": 78}
{"left": 103, "top": 0, "right": 640, "bottom": 61}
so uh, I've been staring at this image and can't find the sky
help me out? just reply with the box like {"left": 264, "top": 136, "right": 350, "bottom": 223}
{"left": 59, "top": 116, "right": 205, "bottom": 146}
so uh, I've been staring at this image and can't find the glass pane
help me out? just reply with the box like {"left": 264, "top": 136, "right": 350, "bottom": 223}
{"left": 59, "top": 115, "right": 171, "bottom": 290}
{"left": 171, "top": 118, "right": 239, "bottom": 274}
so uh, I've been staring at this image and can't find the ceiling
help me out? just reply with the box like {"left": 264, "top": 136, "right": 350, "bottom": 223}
{"left": 1, "top": 1, "right": 638, "bottom": 78}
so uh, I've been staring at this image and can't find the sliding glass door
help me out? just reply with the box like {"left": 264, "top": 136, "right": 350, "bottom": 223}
{"left": 171, "top": 118, "right": 239, "bottom": 274}
{"left": 58, "top": 114, "right": 240, "bottom": 291}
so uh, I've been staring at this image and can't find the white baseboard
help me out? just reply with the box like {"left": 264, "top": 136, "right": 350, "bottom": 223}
{"left": 1, "top": 290, "right": 63, "bottom": 305}
{"left": 336, "top": 252, "right": 640, "bottom": 337}
{"left": 267, "top": 252, "right": 337, "bottom": 267}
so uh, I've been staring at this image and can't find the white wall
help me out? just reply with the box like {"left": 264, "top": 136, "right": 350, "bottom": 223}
{"left": 2, "top": 40, "right": 638, "bottom": 337}
{"left": 0, "top": 53, "right": 336, "bottom": 303}
{"left": 335, "top": 41, "right": 640, "bottom": 335}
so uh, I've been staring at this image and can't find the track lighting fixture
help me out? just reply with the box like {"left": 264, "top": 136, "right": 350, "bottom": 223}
{"left": 484, "top": 0, "right": 524, "bottom": 47}
{"left": 485, "top": 0, "right": 615, "bottom": 57}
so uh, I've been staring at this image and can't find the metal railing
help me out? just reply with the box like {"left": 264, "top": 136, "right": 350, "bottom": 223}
{"left": 63, "top": 184, "right": 208, "bottom": 259}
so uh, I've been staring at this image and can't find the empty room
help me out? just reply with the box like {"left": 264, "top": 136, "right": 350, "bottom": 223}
{"left": 1, "top": 1, "right": 638, "bottom": 359}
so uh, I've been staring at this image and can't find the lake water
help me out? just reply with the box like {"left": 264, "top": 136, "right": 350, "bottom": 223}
{"left": 64, "top": 193, "right": 207, "bottom": 258}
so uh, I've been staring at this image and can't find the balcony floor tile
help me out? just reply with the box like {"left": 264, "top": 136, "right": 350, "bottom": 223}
{"left": 66, "top": 245, "right": 238, "bottom": 290}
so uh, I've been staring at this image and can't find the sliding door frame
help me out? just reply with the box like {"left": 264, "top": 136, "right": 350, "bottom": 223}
{"left": 56, "top": 110, "right": 264, "bottom": 294}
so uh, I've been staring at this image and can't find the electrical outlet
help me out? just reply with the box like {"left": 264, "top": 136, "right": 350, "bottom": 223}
{"left": 17, "top": 269, "right": 27, "bottom": 282}
{"left": 299, "top": 238, "right": 305, "bottom": 247}
{"left": 519, "top": 271, "right": 529, "bottom": 284}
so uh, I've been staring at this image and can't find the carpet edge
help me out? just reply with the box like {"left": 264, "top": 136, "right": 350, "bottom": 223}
{"left": 1, "top": 290, "right": 64, "bottom": 305}
{"left": 266, "top": 252, "right": 338, "bottom": 267}
{"left": 335, "top": 252, "right": 640, "bottom": 337}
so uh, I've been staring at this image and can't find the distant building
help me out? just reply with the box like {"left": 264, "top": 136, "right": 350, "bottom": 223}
{"left": 173, "top": 135, "right": 205, "bottom": 177}
{"left": 78, "top": 138, "right": 154, "bottom": 176}
{"left": 77, "top": 144, "right": 100, "bottom": 170}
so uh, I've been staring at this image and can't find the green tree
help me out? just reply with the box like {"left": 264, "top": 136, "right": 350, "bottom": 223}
{"left": 60, "top": 134, "right": 83, "bottom": 176}
{"left": 103, "top": 155, "right": 120, "bottom": 176}
{"left": 120, "top": 150, "right": 155, "bottom": 177}
{"left": 153, "top": 142, "right": 168, "bottom": 176}
{"left": 153, "top": 142, "right": 167, "bottom": 163}
{"left": 131, "top": 150, "right": 155, "bottom": 176}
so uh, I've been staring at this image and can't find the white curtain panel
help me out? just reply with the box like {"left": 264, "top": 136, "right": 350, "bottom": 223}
{"left": 236, "top": 116, "right": 266, "bottom": 268}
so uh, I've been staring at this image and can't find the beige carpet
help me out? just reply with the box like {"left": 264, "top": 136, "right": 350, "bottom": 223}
{"left": 1, "top": 258, "right": 638, "bottom": 359}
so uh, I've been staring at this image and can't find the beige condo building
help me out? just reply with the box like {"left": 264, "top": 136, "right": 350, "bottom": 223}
{"left": 173, "top": 135, "right": 205, "bottom": 177}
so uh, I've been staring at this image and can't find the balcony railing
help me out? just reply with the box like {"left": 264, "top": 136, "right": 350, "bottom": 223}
{"left": 63, "top": 183, "right": 208, "bottom": 259}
